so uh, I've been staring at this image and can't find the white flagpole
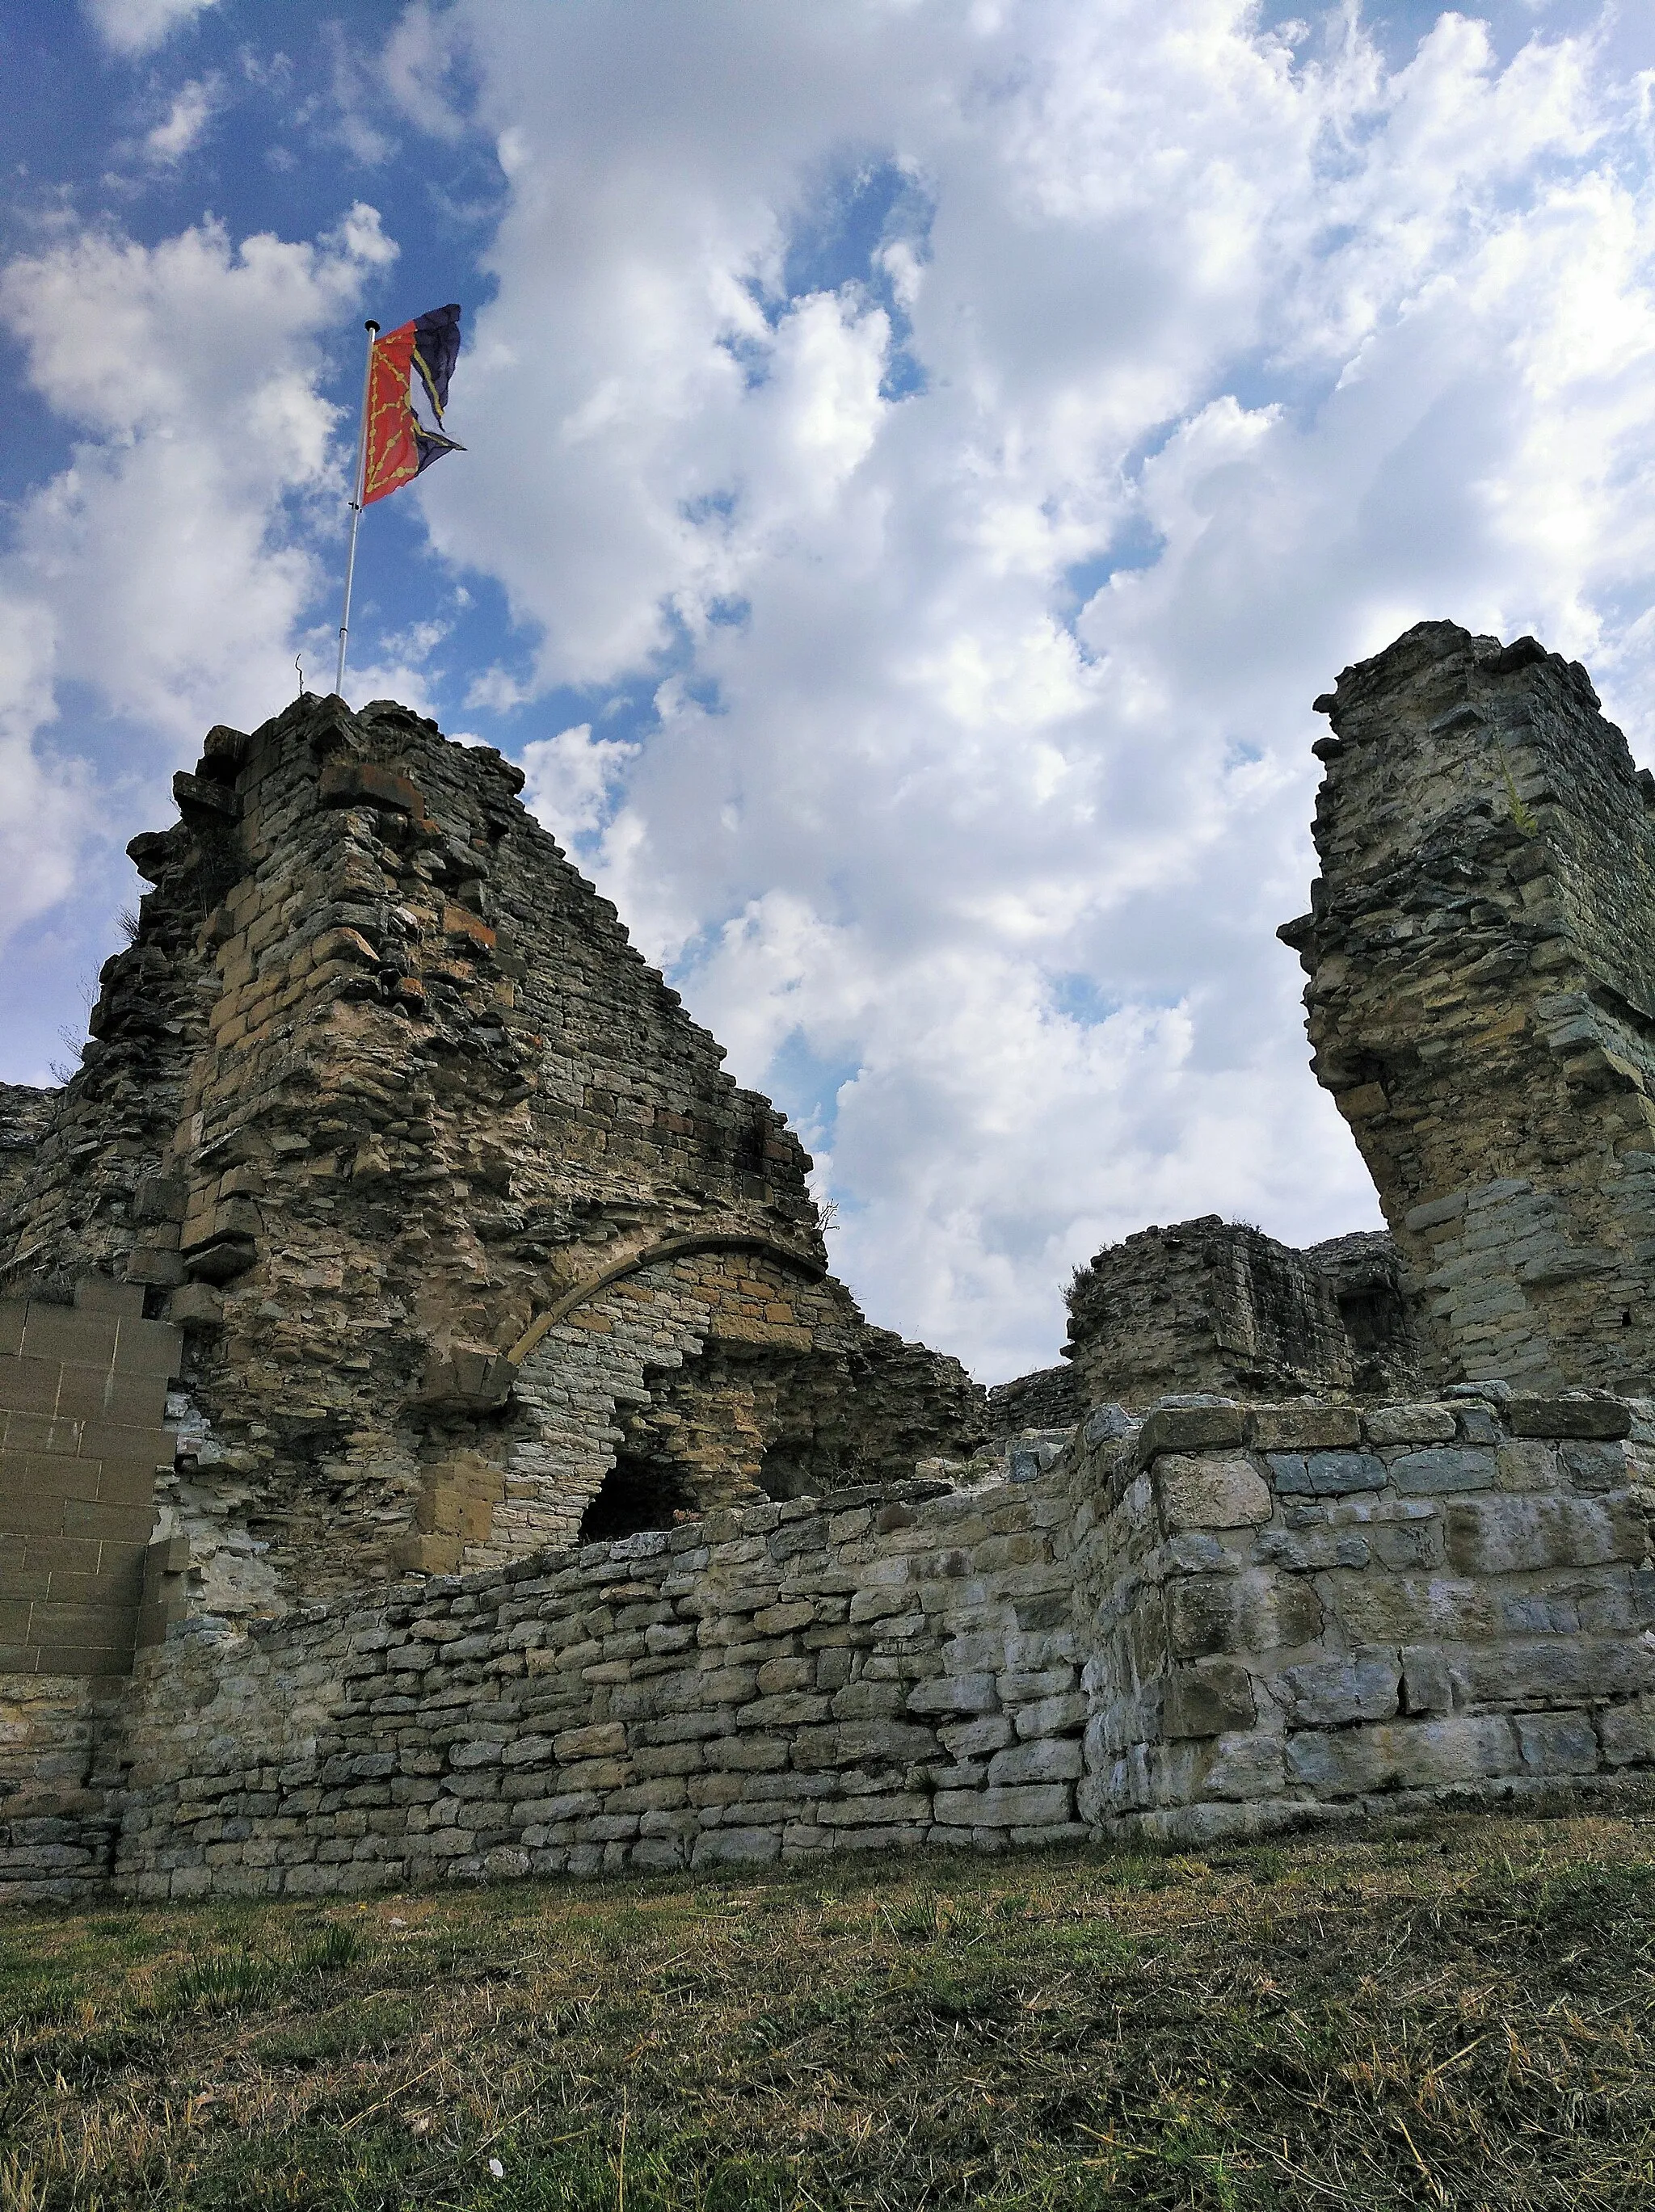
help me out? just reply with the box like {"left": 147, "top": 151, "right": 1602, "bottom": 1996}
{"left": 335, "top": 318, "right": 380, "bottom": 698}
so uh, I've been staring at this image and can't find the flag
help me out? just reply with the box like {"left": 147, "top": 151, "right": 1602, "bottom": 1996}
{"left": 361, "top": 304, "right": 465, "bottom": 507}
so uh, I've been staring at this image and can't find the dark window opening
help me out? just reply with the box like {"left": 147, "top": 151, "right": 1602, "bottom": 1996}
{"left": 579, "top": 1453, "right": 691, "bottom": 1543}
{"left": 1623, "top": 1310, "right": 1635, "bottom": 1327}
{"left": 758, "top": 1442, "right": 817, "bottom": 1503}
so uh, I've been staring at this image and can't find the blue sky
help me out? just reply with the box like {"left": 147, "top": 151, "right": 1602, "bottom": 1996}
{"left": 6, "top": 0, "right": 1655, "bottom": 1377}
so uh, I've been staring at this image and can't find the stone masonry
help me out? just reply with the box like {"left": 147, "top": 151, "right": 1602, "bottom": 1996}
{"left": 102, "top": 1381, "right": 1655, "bottom": 1902}
{"left": 1282, "top": 621, "right": 1655, "bottom": 1392}
{"left": 1063, "top": 1217, "right": 1422, "bottom": 1409}
{"left": 0, "top": 694, "right": 985, "bottom": 1620}
{"left": 8, "top": 621, "right": 1655, "bottom": 1903}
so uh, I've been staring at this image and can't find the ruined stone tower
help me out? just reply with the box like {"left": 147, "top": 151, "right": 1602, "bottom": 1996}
{"left": 0, "top": 692, "right": 985, "bottom": 1654}
{"left": 1281, "top": 620, "right": 1655, "bottom": 1392}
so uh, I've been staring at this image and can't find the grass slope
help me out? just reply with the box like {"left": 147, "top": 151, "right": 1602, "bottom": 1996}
{"left": 2, "top": 1813, "right": 1653, "bottom": 2209}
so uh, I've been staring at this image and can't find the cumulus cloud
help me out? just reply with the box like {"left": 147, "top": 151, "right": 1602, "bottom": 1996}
{"left": 0, "top": 202, "right": 396, "bottom": 957}
{"left": 144, "top": 75, "right": 220, "bottom": 163}
{"left": 82, "top": 0, "right": 219, "bottom": 58}
{"left": 370, "top": 0, "right": 1655, "bottom": 1376}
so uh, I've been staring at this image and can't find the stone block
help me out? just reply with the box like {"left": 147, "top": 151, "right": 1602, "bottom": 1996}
{"left": 1400, "top": 1647, "right": 1453, "bottom": 1715}
{"left": 1507, "top": 1397, "right": 1632, "bottom": 1440}
{"left": 1136, "top": 1405, "right": 1246, "bottom": 1461}
{"left": 1362, "top": 1404, "right": 1457, "bottom": 1445}
{"left": 1286, "top": 1715, "right": 1518, "bottom": 1796}
{"left": 1496, "top": 1441, "right": 1556, "bottom": 1492}
{"left": 1444, "top": 1495, "right": 1644, "bottom": 1575}
{"left": 1162, "top": 1660, "right": 1256, "bottom": 1739}
{"left": 1389, "top": 1447, "right": 1498, "bottom": 1494}
{"left": 931, "top": 1784, "right": 1071, "bottom": 1827}
{"left": 1514, "top": 1711, "right": 1598, "bottom": 1776}
{"left": 1267, "top": 1452, "right": 1386, "bottom": 1496}
{"left": 1600, "top": 1695, "right": 1655, "bottom": 1766}
{"left": 1198, "top": 1730, "right": 1286, "bottom": 1800}
{"left": 1166, "top": 1571, "right": 1323, "bottom": 1660}
{"left": 1559, "top": 1443, "right": 1628, "bottom": 1494}
{"left": 907, "top": 1673, "right": 998, "bottom": 1716}
{"left": 1154, "top": 1454, "right": 1272, "bottom": 1533}
{"left": 1278, "top": 1651, "right": 1400, "bottom": 1727}
{"left": 1246, "top": 1406, "right": 1362, "bottom": 1451}
{"left": 987, "top": 1739, "right": 1081, "bottom": 1786}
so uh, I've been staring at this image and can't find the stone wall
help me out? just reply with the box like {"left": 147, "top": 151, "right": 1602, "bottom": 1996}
{"left": 1282, "top": 621, "right": 1655, "bottom": 1392}
{"left": 1073, "top": 1387, "right": 1655, "bottom": 1839}
{"left": 0, "top": 696, "right": 984, "bottom": 1617}
{"left": 0, "top": 1279, "right": 183, "bottom": 1906}
{"left": 987, "top": 1365, "right": 1081, "bottom": 1437}
{"left": 77, "top": 1381, "right": 1655, "bottom": 1903}
{"left": 1063, "top": 1217, "right": 1419, "bottom": 1408}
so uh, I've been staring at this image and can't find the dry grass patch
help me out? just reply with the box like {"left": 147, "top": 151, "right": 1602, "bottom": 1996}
{"left": 1, "top": 1812, "right": 1653, "bottom": 2207}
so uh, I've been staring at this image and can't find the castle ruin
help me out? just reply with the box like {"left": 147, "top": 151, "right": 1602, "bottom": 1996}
{"left": 4, "top": 619, "right": 1655, "bottom": 1903}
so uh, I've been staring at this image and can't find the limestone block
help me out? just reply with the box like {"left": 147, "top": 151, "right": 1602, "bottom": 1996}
{"left": 1444, "top": 1495, "right": 1644, "bottom": 1575}
{"left": 1167, "top": 1571, "right": 1324, "bottom": 1660}
{"left": 835, "top": 1719, "right": 937, "bottom": 1767}
{"left": 987, "top": 1739, "right": 1081, "bottom": 1786}
{"left": 1497, "top": 1441, "right": 1556, "bottom": 1493}
{"left": 907, "top": 1672, "right": 999, "bottom": 1716}
{"left": 691, "top": 1827, "right": 781, "bottom": 1867}
{"left": 1600, "top": 1694, "right": 1655, "bottom": 1766}
{"left": 1400, "top": 1647, "right": 1453, "bottom": 1715}
{"left": 1507, "top": 1398, "right": 1632, "bottom": 1440}
{"left": 1321, "top": 1574, "right": 1494, "bottom": 1645}
{"left": 1154, "top": 1455, "right": 1272, "bottom": 1533}
{"left": 1268, "top": 1452, "right": 1385, "bottom": 1497}
{"left": 1198, "top": 1729, "right": 1286, "bottom": 1801}
{"left": 1363, "top": 1405, "right": 1457, "bottom": 1445}
{"left": 1277, "top": 1651, "right": 1400, "bottom": 1727}
{"left": 1012, "top": 1691, "right": 1087, "bottom": 1739}
{"left": 1246, "top": 1407, "right": 1362, "bottom": 1452}
{"left": 1286, "top": 1715, "right": 1519, "bottom": 1796}
{"left": 1137, "top": 1405, "right": 1246, "bottom": 1461}
{"left": 931, "top": 1783, "right": 1071, "bottom": 1827}
{"left": 1389, "top": 1447, "right": 1498, "bottom": 1495}
{"left": 1514, "top": 1711, "right": 1598, "bottom": 1776}
{"left": 1559, "top": 1443, "right": 1628, "bottom": 1494}
{"left": 1162, "top": 1659, "right": 1257, "bottom": 1739}
{"left": 1254, "top": 1528, "right": 1371, "bottom": 1572}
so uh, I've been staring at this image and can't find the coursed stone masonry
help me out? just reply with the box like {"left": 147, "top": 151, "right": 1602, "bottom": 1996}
{"left": 100, "top": 1383, "right": 1655, "bottom": 1902}
{"left": 1282, "top": 621, "right": 1655, "bottom": 1391}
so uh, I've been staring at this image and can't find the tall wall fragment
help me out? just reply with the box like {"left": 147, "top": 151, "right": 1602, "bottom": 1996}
{"left": 1282, "top": 622, "right": 1655, "bottom": 1391}
{"left": 0, "top": 695, "right": 985, "bottom": 1621}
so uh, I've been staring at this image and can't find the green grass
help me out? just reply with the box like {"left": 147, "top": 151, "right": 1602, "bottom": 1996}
{"left": 2, "top": 1812, "right": 1654, "bottom": 2208}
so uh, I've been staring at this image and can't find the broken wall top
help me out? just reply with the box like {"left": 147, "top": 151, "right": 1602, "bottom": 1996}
{"left": 1284, "top": 620, "right": 1655, "bottom": 1392}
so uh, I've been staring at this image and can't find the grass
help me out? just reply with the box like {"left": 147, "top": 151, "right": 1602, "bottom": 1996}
{"left": 1, "top": 1812, "right": 1653, "bottom": 2208}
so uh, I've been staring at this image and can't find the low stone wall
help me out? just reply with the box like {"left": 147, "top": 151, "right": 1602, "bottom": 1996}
{"left": 89, "top": 1385, "right": 1655, "bottom": 1902}
{"left": 1076, "top": 1389, "right": 1655, "bottom": 1840}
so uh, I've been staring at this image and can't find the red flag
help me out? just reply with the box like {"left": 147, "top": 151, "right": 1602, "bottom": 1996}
{"left": 361, "top": 305, "right": 464, "bottom": 507}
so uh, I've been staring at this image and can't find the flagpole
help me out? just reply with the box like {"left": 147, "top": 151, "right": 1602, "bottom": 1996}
{"left": 335, "top": 318, "right": 379, "bottom": 698}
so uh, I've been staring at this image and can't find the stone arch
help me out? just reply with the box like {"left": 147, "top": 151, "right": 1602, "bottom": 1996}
{"left": 445, "top": 1238, "right": 860, "bottom": 1572}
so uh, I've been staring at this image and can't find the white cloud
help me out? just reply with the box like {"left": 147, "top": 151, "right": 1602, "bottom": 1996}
{"left": 0, "top": 203, "right": 396, "bottom": 956}
{"left": 82, "top": 0, "right": 219, "bottom": 58}
{"left": 520, "top": 724, "right": 640, "bottom": 846}
{"left": 378, "top": 0, "right": 1655, "bottom": 1377}
{"left": 145, "top": 75, "right": 219, "bottom": 163}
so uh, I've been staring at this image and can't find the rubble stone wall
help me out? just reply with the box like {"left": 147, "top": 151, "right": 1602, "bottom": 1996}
{"left": 0, "top": 697, "right": 983, "bottom": 1617}
{"left": 1282, "top": 621, "right": 1655, "bottom": 1392}
{"left": 73, "top": 1386, "right": 1655, "bottom": 1905}
{"left": 1063, "top": 1217, "right": 1421, "bottom": 1408}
